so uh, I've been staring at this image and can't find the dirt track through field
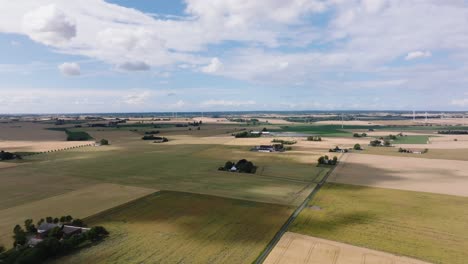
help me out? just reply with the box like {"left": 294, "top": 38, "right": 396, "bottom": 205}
{"left": 264, "top": 232, "right": 430, "bottom": 264}
{"left": 329, "top": 153, "right": 468, "bottom": 197}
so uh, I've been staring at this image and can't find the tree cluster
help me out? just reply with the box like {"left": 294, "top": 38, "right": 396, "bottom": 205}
{"left": 233, "top": 131, "right": 261, "bottom": 138}
{"left": 0, "top": 150, "right": 21, "bottom": 161}
{"left": 369, "top": 139, "right": 390, "bottom": 147}
{"left": 100, "top": 139, "right": 109, "bottom": 145}
{"left": 438, "top": 130, "right": 468, "bottom": 135}
{"left": 218, "top": 159, "right": 257, "bottom": 174}
{"left": 317, "top": 155, "right": 338, "bottom": 166}
{"left": 353, "top": 133, "right": 367, "bottom": 138}
{"left": 307, "top": 136, "right": 322, "bottom": 141}
{"left": 142, "top": 135, "right": 168, "bottom": 142}
{"left": 1, "top": 216, "right": 108, "bottom": 264}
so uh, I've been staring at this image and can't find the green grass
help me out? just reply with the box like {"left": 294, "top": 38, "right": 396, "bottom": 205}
{"left": 50, "top": 191, "right": 293, "bottom": 264}
{"left": 273, "top": 125, "right": 355, "bottom": 137}
{"left": 391, "top": 135, "right": 429, "bottom": 144}
{"left": 46, "top": 127, "right": 93, "bottom": 141}
{"left": 290, "top": 183, "right": 468, "bottom": 264}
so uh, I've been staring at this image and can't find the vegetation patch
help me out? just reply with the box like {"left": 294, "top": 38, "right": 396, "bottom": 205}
{"left": 317, "top": 155, "right": 338, "bottom": 166}
{"left": 0, "top": 216, "right": 108, "bottom": 264}
{"left": 271, "top": 139, "right": 296, "bottom": 145}
{"left": 290, "top": 183, "right": 468, "bottom": 264}
{"left": 219, "top": 159, "right": 257, "bottom": 173}
{"left": 0, "top": 150, "right": 21, "bottom": 161}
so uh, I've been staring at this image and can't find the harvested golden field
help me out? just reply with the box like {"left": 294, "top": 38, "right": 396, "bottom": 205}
{"left": 0, "top": 183, "right": 155, "bottom": 247}
{"left": 265, "top": 232, "right": 429, "bottom": 264}
{"left": 290, "top": 183, "right": 468, "bottom": 264}
{"left": 329, "top": 153, "right": 468, "bottom": 197}
{"left": 0, "top": 122, "right": 65, "bottom": 141}
{"left": 0, "top": 140, "right": 95, "bottom": 153}
{"left": 52, "top": 191, "right": 293, "bottom": 264}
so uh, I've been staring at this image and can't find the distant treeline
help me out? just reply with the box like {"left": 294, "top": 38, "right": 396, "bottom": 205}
{"left": 438, "top": 130, "right": 468, "bottom": 135}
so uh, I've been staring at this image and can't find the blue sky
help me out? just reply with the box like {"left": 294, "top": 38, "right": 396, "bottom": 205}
{"left": 0, "top": 0, "right": 468, "bottom": 113}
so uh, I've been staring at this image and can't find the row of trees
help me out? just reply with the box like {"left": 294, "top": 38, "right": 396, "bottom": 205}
{"left": 233, "top": 131, "right": 261, "bottom": 138}
{"left": 438, "top": 130, "right": 468, "bottom": 135}
{"left": 271, "top": 139, "right": 296, "bottom": 145}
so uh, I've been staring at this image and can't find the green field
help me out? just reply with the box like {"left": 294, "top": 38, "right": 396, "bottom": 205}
{"left": 273, "top": 125, "right": 355, "bottom": 137}
{"left": 290, "top": 183, "right": 468, "bottom": 264}
{"left": 387, "top": 135, "right": 430, "bottom": 144}
{"left": 1, "top": 128, "right": 325, "bottom": 207}
{"left": 50, "top": 191, "right": 293, "bottom": 264}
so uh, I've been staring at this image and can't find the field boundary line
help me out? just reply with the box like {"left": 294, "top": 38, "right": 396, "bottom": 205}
{"left": 254, "top": 154, "right": 344, "bottom": 264}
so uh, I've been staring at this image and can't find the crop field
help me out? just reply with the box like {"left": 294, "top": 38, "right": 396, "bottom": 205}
{"left": 0, "top": 122, "right": 66, "bottom": 141}
{"left": 361, "top": 146, "right": 468, "bottom": 161}
{"left": 289, "top": 183, "right": 468, "bottom": 264}
{"left": 2, "top": 135, "right": 324, "bottom": 207}
{"left": 390, "top": 135, "right": 429, "bottom": 144}
{"left": 0, "top": 183, "right": 155, "bottom": 247}
{"left": 51, "top": 191, "right": 293, "bottom": 264}
{"left": 264, "top": 232, "right": 429, "bottom": 264}
{"left": 329, "top": 153, "right": 468, "bottom": 197}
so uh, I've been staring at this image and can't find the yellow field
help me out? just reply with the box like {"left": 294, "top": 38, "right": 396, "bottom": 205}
{"left": 265, "top": 232, "right": 430, "bottom": 264}
{"left": 329, "top": 153, "right": 468, "bottom": 197}
{"left": 51, "top": 191, "right": 293, "bottom": 264}
{"left": 0, "top": 183, "right": 155, "bottom": 247}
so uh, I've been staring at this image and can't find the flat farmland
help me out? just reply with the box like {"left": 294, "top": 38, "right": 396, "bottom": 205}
{"left": 5, "top": 142, "right": 323, "bottom": 206}
{"left": 0, "top": 140, "right": 95, "bottom": 153}
{"left": 290, "top": 183, "right": 468, "bottom": 264}
{"left": 361, "top": 146, "right": 468, "bottom": 161}
{"left": 51, "top": 191, "right": 293, "bottom": 264}
{"left": 264, "top": 232, "right": 429, "bottom": 264}
{"left": 0, "top": 122, "right": 65, "bottom": 141}
{"left": 0, "top": 183, "right": 155, "bottom": 247}
{"left": 329, "top": 153, "right": 468, "bottom": 197}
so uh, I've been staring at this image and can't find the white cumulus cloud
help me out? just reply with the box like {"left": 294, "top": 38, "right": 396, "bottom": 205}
{"left": 201, "top": 99, "right": 256, "bottom": 107}
{"left": 58, "top": 62, "right": 80, "bottom": 76}
{"left": 22, "top": 4, "right": 76, "bottom": 46}
{"left": 201, "top": 58, "right": 223, "bottom": 73}
{"left": 405, "top": 51, "right": 432, "bottom": 60}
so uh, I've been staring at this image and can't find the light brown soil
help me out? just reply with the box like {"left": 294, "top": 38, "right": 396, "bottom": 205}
{"left": 329, "top": 153, "right": 468, "bottom": 197}
{"left": 265, "top": 232, "right": 429, "bottom": 264}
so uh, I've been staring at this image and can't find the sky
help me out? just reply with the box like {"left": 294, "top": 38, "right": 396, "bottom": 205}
{"left": 0, "top": 0, "right": 468, "bottom": 113}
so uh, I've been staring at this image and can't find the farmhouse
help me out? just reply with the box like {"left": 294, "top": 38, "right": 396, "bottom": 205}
{"left": 252, "top": 144, "right": 284, "bottom": 152}
{"left": 28, "top": 223, "right": 90, "bottom": 247}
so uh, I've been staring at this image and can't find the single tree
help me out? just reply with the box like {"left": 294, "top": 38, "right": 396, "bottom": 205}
{"left": 353, "top": 144, "right": 362, "bottom": 150}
